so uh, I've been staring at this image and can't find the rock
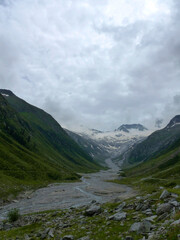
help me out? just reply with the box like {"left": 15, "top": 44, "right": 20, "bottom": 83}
{"left": 169, "top": 200, "right": 179, "bottom": 207}
{"left": 109, "top": 212, "right": 127, "bottom": 221}
{"left": 157, "top": 212, "right": 169, "bottom": 221}
{"left": 78, "top": 237, "right": 90, "bottom": 240}
{"left": 62, "top": 235, "right": 74, "bottom": 240}
{"left": 160, "top": 190, "right": 170, "bottom": 199}
{"left": 85, "top": 205, "right": 101, "bottom": 216}
{"left": 177, "top": 234, "right": 180, "bottom": 240}
{"left": 138, "top": 220, "right": 151, "bottom": 234}
{"left": 125, "top": 237, "right": 134, "bottom": 240}
{"left": 48, "top": 228, "right": 54, "bottom": 238}
{"left": 145, "top": 215, "right": 157, "bottom": 222}
{"left": 136, "top": 203, "right": 143, "bottom": 211}
{"left": 174, "top": 185, "right": 180, "bottom": 189}
{"left": 130, "top": 222, "right": 141, "bottom": 232}
{"left": 130, "top": 220, "right": 151, "bottom": 234}
{"left": 156, "top": 203, "right": 173, "bottom": 215}
{"left": 171, "top": 219, "right": 180, "bottom": 226}
{"left": 115, "top": 202, "right": 126, "bottom": 212}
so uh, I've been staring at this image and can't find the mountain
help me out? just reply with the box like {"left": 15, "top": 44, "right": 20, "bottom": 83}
{"left": 124, "top": 115, "right": 180, "bottom": 165}
{"left": 115, "top": 124, "right": 148, "bottom": 133}
{"left": 66, "top": 125, "right": 152, "bottom": 163}
{"left": 0, "top": 89, "right": 101, "bottom": 200}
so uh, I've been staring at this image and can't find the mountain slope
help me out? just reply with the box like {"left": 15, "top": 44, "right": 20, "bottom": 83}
{"left": 119, "top": 138, "right": 180, "bottom": 195}
{"left": 125, "top": 115, "right": 180, "bottom": 165}
{"left": 70, "top": 125, "right": 152, "bottom": 162}
{"left": 0, "top": 90, "right": 101, "bottom": 200}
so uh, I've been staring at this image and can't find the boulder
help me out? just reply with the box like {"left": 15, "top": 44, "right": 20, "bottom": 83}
{"left": 109, "top": 212, "right": 127, "bottom": 221}
{"left": 84, "top": 205, "right": 101, "bottom": 216}
{"left": 171, "top": 219, "right": 180, "bottom": 226}
{"left": 130, "top": 220, "right": 151, "bottom": 234}
{"left": 130, "top": 222, "right": 141, "bottom": 232}
{"left": 115, "top": 202, "right": 126, "bottom": 212}
{"left": 62, "top": 235, "right": 74, "bottom": 240}
{"left": 156, "top": 203, "right": 173, "bottom": 215}
{"left": 160, "top": 190, "right": 170, "bottom": 200}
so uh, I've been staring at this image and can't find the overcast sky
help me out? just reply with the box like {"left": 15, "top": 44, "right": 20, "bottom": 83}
{"left": 0, "top": 0, "right": 180, "bottom": 131}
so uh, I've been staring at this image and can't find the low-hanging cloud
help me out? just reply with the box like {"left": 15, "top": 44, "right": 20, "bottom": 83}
{"left": 0, "top": 0, "right": 180, "bottom": 131}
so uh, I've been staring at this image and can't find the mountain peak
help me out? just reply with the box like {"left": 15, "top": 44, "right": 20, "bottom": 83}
{"left": 115, "top": 124, "right": 148, "bottom": 133}
{"left": 0, "top": 89, "right": 15, "bottom": 97}
{"left": 166, "top": 115, "right": 180, "bottom": 128}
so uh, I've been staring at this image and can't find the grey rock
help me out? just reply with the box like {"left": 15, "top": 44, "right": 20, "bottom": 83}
{"left": 145, "top": 215, "right": 157, "bottom": 222}
{"left": 174, "top": 185, "right": 180, "bottom": 189}
{"left": 48, "top": 228, "right": 54, "bottom": 238}
{"left": 177, "top": 234, "right": 180, "bottom": 240}
{"left": 156, "top": 203, "right": 173, "bottom": 215}
{"left": 78, "top": 237, "right": 90, "bottom": 240}
{"left": 62, "top": 235, "right": 74, "bottom": 240}
{"left": 85, "top": 205, "right": 101, "bottom": 216}
{"left": 138, "top": 220, "right": 151, "bottom": 234}
{"left": 115, "top": 202, "right": 126, "bottom": 212}
{"left": 157, "top": 212, "right": 169, "bottom": 221}
{"left": 160, "top": 190, "right": 170, "bottom": 199}
{"left": 169, "top": 200, "right": 179, "bottom": 207}
{"left": 130, "top": 222, "right": 141, "bottom": 232}
{"left": 130, "top": 220, "right": 151, "bottom": 234}
{"left": 125, "top": 237, "right": 134, "bottom": 240}
{"left": 109, "top": 212, "right": 127, "bottom": 221}
{"left": 171, "top": 219, "right": 180, "bottom": 226}
{"left": 136, "top": 203, "right": 143, "bottom": 211}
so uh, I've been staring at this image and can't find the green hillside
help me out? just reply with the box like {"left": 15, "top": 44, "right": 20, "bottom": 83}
{"left": 125, "top": 115, "right": 180, "bottom": 165}
{"left": 116, "top": 138, "right": 180, "bottom": 196}
{"left": 0, "top": 90, "right": 101, "bottom": 200}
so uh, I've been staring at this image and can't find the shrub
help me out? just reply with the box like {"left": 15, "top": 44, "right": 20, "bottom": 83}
{"left": 7, "top": 208, "right": 20, "bottom": 222}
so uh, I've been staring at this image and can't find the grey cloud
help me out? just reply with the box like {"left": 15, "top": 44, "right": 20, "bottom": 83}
{"left": 0, "top": 0, "right": 180, "bottom": 130}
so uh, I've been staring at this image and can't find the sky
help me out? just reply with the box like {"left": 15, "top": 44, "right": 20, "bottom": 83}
{"left": 0, "top": 0, "right": 180, "bottom": 131}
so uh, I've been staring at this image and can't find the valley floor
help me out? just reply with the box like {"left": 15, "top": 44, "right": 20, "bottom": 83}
{"left": 0, "top": 159, "right": 136, "bottom": 220}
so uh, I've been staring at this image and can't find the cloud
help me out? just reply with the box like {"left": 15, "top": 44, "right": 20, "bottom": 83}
{"left": 0, "top": 0, "right": 180, "bottom": 130}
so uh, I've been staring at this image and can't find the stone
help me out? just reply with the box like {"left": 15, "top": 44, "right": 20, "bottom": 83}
{"left": 130, "top": 222, "right": 141, "bottom": 232}
{"left": 125, "top": 236, "right": 134, "bottom": 240}
{"left": 62, "top": 235, "right": 74, "bottom": 240}
{"left": 174, "top": 185, "right": 180, "bottom": 189}
{"left": 169, "top": 200, "right": 179, "bottom": 207}
{"left": 157, "top": 212, "right": 169, "bottom": 221}
{"left": 130, "top": 220, "right": 151, "bottom": 234}
{"left": 156, "top": 203, "right": 173, "bottom": 215}
{"left": 136, "top": 203, "right": 143, "bottom": 211}
{"left": 145, "top": 215, "right": 157, "bottom": 222}
{"left": 171, "top": 219, "right": 180, "bottom": 226}
{"left": 177, "top": 234, "right": 180, "bottom": 240}
{"left": 48, "top": 228, "right": 54, "bottom": 238}
{"left": 160, "top": 190, "right": 170, "bottom": 199}
{"left": 109, "top": 212, "right": 127, "bottom": 221}
{"left": 78, "top": 237, "right": 90, "bottom": 240}
{"left": 85, "top": 205, "right": 101, "bottom": 216}
{"left": 138, "top": 220, "right": 151, "bottom": 234}
{"left": 115, "top": 202, "right": 126, "bottom": 212}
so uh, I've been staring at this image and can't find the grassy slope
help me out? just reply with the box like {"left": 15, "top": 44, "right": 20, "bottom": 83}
{"left": 127, "top": 122, "right": 180, "bottom": 165}
{"left": 0, "top": 92, "right": 101, "bottom": 200}
{"left": 115, "top": 139, "right": 180, "bottom": 197}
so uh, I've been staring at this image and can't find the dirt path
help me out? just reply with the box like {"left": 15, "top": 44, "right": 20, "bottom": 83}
{"left": 0, "top": 159, "right": 136, "bottom": 220}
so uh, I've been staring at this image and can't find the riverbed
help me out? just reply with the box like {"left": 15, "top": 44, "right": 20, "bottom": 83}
{"left": 0, "top": 159, "right": 136, "bottom": 219}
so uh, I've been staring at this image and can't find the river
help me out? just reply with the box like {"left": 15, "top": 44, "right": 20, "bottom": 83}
{"left": 0, "top": 159, "right": 136, "bottom": 220}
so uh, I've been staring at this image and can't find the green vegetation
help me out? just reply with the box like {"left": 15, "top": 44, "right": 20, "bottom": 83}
{"left": 7, "top": 209, "right": 20, "bottom": 223}
{"left": 112, "top": 139, "right": 180, "bottom": 202}
{"left": 0, "top": 91, "right": 102, "bottom": 200}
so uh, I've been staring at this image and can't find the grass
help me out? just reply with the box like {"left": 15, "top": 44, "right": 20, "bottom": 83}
{"left": 0, "top": 93, "right": 103, "bottom": 201}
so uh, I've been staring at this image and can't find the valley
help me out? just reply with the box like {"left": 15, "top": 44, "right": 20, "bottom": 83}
{"left": 0, "top": 159, "right": 136, "bottom": 220}
{"left": 0, "top": 90, "right": 179, "bottom": 240}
